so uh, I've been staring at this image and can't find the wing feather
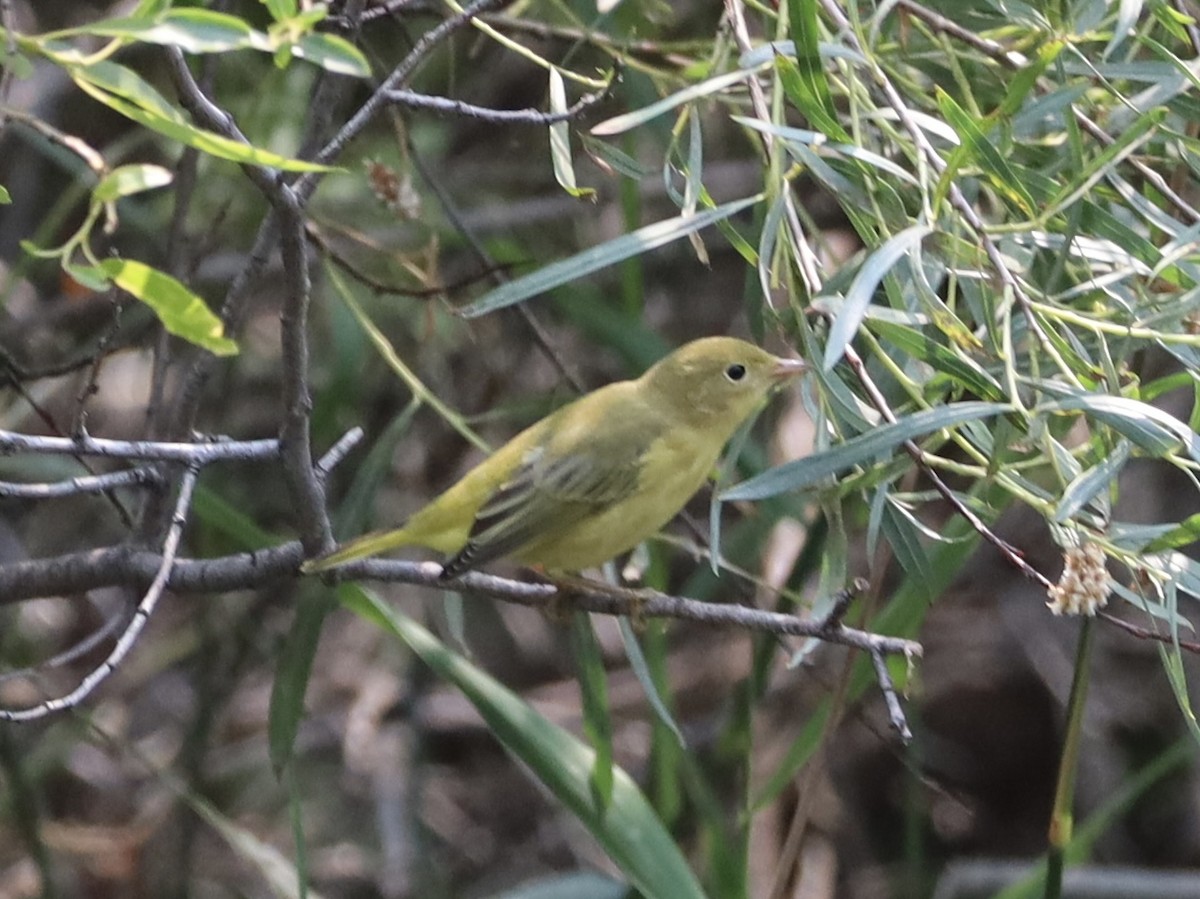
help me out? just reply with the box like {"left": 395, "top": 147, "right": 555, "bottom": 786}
{"left": 439, "top": 442, "right": 645, "bottom": 578}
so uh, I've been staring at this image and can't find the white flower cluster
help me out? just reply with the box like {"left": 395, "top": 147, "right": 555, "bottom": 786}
{"left": 1046, "top": 541, "right": 1110, "bottom": 616}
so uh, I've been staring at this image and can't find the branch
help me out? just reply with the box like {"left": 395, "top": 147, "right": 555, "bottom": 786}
{"left": 296, "top": 0, "right": 511, "bottom": 198}
{"left": 0, "top": 429, "right": 281, "bottom": 463}
{"left": 383, "top": 86, "right": 608, "bottom": 124}
{"left": 165, "top": 49, "right": 332, "bottom": 552}
{"left": 0, "top": 462, "right": 202, "bottom": 721}
{"left": 346, "top": 561, "right": 925, "bottom": 659}
{"left": 869, "top": 648, "right": 913, "bottom": 742}
{"left": 0, "top": 467, "right": 164, "bottom": 499}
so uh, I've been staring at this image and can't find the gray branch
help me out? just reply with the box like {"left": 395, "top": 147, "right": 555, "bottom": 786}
{"left": 0, "top": 544, "right": 920, "bottom": 658}
{"left": 0, "top": 467, "right": 163, "bottom": 499}
{"left": 0, "top": 429, "right": 280, "bottom": 463}
{"left": 384, "top": 87, "right": 607, "bottom": 124}
{"left": 0, "top": 462, "right": 202, "bottom": 721}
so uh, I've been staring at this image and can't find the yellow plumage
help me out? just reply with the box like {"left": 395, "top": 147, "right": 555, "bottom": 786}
{"left": 302, "top": 336, "right": 804, "bottom": 578}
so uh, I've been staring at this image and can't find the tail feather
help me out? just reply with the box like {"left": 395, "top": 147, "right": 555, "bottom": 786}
{"left": 300, "top": 527, "right": 415, "bottom": 573}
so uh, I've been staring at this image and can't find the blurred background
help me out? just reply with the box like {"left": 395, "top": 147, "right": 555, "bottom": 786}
{"left": 2, "top": 1, "right": 1200, "bottom": 897}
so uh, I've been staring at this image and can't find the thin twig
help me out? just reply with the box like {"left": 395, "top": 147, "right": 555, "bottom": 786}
{"left": 384, "top": 85, "right": 607, "bottom": 124}
{"left": 297, "top": 0, "right": 511, "bottom": 198}
{"left": 0, "top": 106, "right": 108, "bottom": 179}
{"left": 869, "top": 648, "right": 913, "bottom": 742}
{"left": 314, "top": 426, "right": 366, "bottom": 478}
{"left": 0, "top": 462, "right": 201, "bottom": 721}
{"left": 818, "top": 576, "right": 869, "bottom": 628}
{"left": 306, "top": 221, "right": 511, "bottom": 298}
{"left": 405, "top": 132, "right": 587, "bottom": 391}
{"left": 0, "top": 467, "right": 164, "bottom": 499}
{"left": 0, "top": 599, "right": 126, "bottom": 685}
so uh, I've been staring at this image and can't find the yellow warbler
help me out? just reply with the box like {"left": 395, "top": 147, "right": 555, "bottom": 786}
{"left": 303, "top": 336, "right": 805, "bottom": 578}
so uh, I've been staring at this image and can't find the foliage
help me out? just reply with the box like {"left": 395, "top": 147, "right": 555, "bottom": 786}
{"left": 1, "top": 0, "right": 1199, "bottom": 897}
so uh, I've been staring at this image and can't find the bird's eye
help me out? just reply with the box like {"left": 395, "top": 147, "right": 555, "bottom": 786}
{"left": 725, "top": 363, "right": 747, "bottom": 382}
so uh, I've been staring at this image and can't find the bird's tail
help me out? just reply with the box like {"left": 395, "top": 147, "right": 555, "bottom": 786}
{"left": 300, "top": 527, "right": 414, "bottom": 573}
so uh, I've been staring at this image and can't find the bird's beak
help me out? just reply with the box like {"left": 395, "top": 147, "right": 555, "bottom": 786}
{"left": 771, "top": 357, "right": 807, "bottom": 380}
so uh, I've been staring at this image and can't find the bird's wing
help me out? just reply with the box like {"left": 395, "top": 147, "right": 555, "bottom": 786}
{"left": 439, "top": 443, "right": 644, "bottom": 578}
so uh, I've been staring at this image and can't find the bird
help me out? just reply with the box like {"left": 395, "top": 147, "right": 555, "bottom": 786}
{"left": 302, "top": 336, "right": 806, "bottom": 579}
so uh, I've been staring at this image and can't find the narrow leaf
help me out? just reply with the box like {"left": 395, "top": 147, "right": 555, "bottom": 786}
{"left": 823, "top": 225, "right": 933, "bottom": 371}
{"left": 1055, "top": 441, "right": 1131, "bottom": 522}
{"left": 1039, "top": 393, "right": 1200, "bottom": 462}
{"left": 292, "top": 32, "right": 371, "bottom": 77}
{"left": 460, "top": 195, "right": 762, "bottom": 318}
{"left": 721, "top": 402, "right": 1012, "bottom": 501}
{"left": 343, "top": 586, "right": 709, "bottom": 899}
{"left": 935, "top": 88, "right": 1037, "bottom": 217}
{"left": 549, "top": 69, "right": 595, "bottom": 199}
{"left": 591, "top": 70, "right": 751, "bottom": 136}
{"left": 49, "top": 9, "right": 258, "bottom": 53}
{"left": 571, "top": 613, "right": 614, "bottom": 811}
{"left": 784, "top": 0, "right": 849, "bottom": 141}
{"left": 867, "top": 319, "right": 1004, "bottom": 401}
{"left": 617, "top": 618, "right": 685, "bottom": 747}
{"left": 72, "top": 69, "right": 334, "bottom": 172}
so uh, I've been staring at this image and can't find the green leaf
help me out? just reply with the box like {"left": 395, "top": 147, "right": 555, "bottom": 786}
{"left": 292, "top": 32, "right": 370, "bottom": 77}
{"left": 1055, "top": 440, "right": 1130, "bottom": 523}
{"left": 92, "top": 163, "right": 173, "bottom": 202}
{"left": 822, "top": 225, "right": 933, "bottom": 371}
{"left": 1038, "top": 392, "right": 1200, "bottom": 462}
{"left": 882, "top": 500, "right": 933, "bottom": 596}
{"left": 1105, "top": 0, "right": 1145, "bottom": 59}
{"left": 1143, "top": 512, "right": 1200, "bottom": 553}
{"left": 784, "top": 0, "right": 849, "bottom": 141}
{"left": 70, "top": 64, "right": 334, "bottom": 172}
{"left": 1043, "top": 106, "right": 1166, "bottom": 220}
{"left": 867, "top": 319, "right": 1004, "bottom": 401}
{"left": 732, "top": 117, "right": 918, "bottom": 185}
{"left": 52, "top": 9, "right": 259, "bottom": 54}
{"left": 263, "top": 0, "right": 299, "bottom": 20}
{"left": 591, "top": 69, "right": 751, "bottom": 136}
{"left": 343, "top": 586, "right": 709, "bottom": 899}
{"left": 62, "top": 260, "right": 111, "bottom": 291}
{"left": 269, "top": 590, "right": 336, "bottom": 774}
{"left": 721, "top": 402, "right": 1013, "bottom": 501}
{"left": 617, "top": 618, "right": 685, "bottom": 747}
{"left": 0, "top": 185, "right": 10, "bottom": 204}
{"left": 97, "top": 258, "right": 238, "bottom": 355}
{"left": 935, "top": 87, "right": 1038, "bottom": 217}
{"left": 578, "top": 133, "right": 650, "bottom": 179}
{"left": 460, "top": 195, "right": 762, "bottom": 318}
{"left": 549, "top": 69, "right": 595, "bottom": 200}
{"left": 571, "top": 612, "right": 614, "bottom": 811}
{"left": 192, "top": 487, "right": 278, "bottom": 549}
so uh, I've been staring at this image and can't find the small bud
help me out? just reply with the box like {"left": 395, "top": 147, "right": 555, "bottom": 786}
{"left": 1047, "top": 541, "right": 1110, "bottom": 616}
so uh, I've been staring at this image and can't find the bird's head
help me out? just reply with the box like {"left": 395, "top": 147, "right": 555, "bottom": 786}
{"left": 640, "top": 336, "right": 806, "bottom": 434}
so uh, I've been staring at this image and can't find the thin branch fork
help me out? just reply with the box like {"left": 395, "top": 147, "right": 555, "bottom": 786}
{"left": 0, "top": 462, "right": 202, "bottom": 722}
{"left": 0, "top": 429, "right": 363, "bottom": 721}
